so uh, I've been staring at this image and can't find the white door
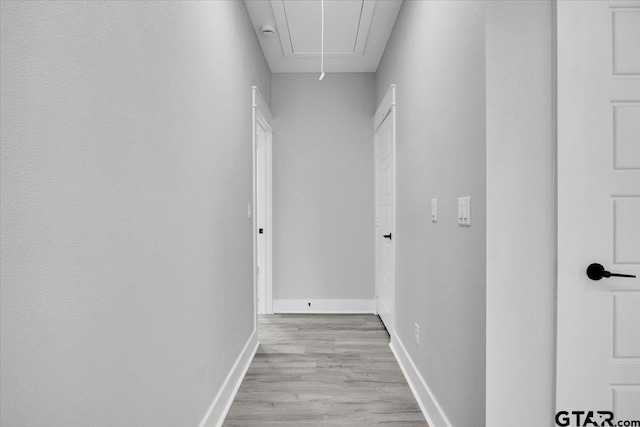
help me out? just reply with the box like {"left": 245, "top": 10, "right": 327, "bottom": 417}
{"left": 375, "top": 112, "right": 395, "bottom": 333}
{"left": 256, "top": 122, "right": 267, "bottom": 314}
{"left": 557, "top": 0, "right": 640, "bottom": 422}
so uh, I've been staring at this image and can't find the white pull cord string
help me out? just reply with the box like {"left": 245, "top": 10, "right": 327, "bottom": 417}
{"left": 319, "top": 0, "right": 325, "bottom": 80}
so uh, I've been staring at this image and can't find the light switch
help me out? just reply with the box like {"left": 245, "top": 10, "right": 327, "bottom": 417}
{"left": 431, "top": 198, "right": 437, "bottom": 222}
{"left": 466, "top": 197, "right": 471, "bottom": 224}
{"left": 458, "top": 197, "right": 471, "bottom": 226}
{"left": 248, "top": 203, "right": 252, "bottom": 220}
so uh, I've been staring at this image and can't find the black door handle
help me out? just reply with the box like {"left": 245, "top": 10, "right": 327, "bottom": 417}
{"left": 587, "top": 263, "right": 636, "bottom": 281}
{"left": 383, "top": 233, "right": 392, "bottom": 240}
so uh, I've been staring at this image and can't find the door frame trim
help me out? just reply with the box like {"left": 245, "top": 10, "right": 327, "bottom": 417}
{"left": 252, "top": 86, "right": 274, "bottom": 326}
{"left": 373, "top": 84, "right": 397, "bottom": 335}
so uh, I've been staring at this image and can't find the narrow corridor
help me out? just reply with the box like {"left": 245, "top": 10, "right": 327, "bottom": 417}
{"left": 224, "top": 315, "right": 427, "bottom": 426}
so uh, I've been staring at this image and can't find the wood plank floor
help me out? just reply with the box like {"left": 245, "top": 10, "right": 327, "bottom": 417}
{"left": 223, "top": 314, "right": 428, "bottom": 426}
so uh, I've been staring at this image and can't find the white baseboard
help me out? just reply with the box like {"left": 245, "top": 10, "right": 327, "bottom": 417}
{"left": 199, "top": 330, "right": 259, "bottom": 427}
{"left": 273, "top": 299, "right": 376, "bottom": 314}
{"left": 389, "top": 334, "right": 452, "bottom": 427}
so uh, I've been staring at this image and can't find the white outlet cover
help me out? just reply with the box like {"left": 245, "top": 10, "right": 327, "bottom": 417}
{"left": 431, "top": 198, "right": 437, "bottom": 222}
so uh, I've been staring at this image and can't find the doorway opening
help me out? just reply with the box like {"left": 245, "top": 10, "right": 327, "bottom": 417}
{"left": 252, "top": 86, "right": 273, "bottom": 324}
{"left": 374, "top": 84, "right": 397, "bottom": 336}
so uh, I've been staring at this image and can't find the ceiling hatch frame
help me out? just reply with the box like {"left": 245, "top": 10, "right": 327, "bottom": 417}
{"left": 269, "top": 0, "right": 376, "bottom": 58}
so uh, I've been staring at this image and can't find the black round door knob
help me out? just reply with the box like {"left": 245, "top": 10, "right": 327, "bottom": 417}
{"left": 586, "top": 263, "right": 636, "bottom": 280}
{"left": 587, "top": 263, "right": 607, "bottom": 280}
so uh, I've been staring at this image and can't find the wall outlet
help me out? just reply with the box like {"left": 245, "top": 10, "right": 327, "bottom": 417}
{"left": 431, "top": 198, "right": 437, "bottom": 222}
{"left": 414, "top": 323, "right": 420, "bottom": 346}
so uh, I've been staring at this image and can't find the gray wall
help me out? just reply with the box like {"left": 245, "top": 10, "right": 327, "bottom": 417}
{"left": 271, "top": 73, "right": 375, "bottom": 301}
{"left": 0, "top": 2, "right": 269, "bottom": 425}
{"left": 485, "top": 2, "right": 556, "bottom": 426}
{"left": 375, "top": 2, "right": 487, "bottom": 427}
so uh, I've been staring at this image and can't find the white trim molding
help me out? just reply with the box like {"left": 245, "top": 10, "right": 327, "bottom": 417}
{"left": 252, "top": 85, "right": 274, "bottom": 323}
{"left": 389, "top": 334, "right": 453, "bottom": 427}
{"left": 198, "top": 331, "right": 259, "bottom": 427}
{"left": 273, "top": 299, "right": 376, "bottom": 314}
{"left": 373, "top": 83, "right": 396, "bottom": 131}
{"left": 252, "top": 86, "right": 273, "bottom": 124}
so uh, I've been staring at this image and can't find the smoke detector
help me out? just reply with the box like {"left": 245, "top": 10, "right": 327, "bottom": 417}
{"left": 260, "top": 25, "right": 276, "bottom": 37}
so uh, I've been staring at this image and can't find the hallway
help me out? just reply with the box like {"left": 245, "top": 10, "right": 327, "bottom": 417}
{"left": 3, "top": 1, "right": 639, "bottom": 426}
{"left": 224, "top": 315, "right": 426, "bottom": 426}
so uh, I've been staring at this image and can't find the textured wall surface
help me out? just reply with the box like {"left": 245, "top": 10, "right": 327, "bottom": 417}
{"left": 271, "top": 73, "right": 375, "bottom": 301}
{"left": 376, "top": 2, "right": 487, "bottom": 426}
{"left": 0, "top": 2, "right": 269, "bottom": 425}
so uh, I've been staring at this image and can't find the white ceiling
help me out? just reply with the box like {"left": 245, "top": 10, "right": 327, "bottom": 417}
{"left": 244, "top": 0, "right": 403, "bottom": 73}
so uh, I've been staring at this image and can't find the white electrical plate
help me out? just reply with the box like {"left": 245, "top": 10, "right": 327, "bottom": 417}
{"left": 431, "top": 198, "right": 437, "bottom": 222}
{"left": 458, "top": 197, "right": 471, "bottom": 226}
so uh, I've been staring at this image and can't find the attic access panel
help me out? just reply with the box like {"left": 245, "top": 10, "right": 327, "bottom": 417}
{"left": 270, "top": 0, "right": 376, "bottom": 57}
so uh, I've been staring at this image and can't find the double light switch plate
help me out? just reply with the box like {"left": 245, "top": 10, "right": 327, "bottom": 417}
{"left": 458, "top": 197, "right": 471, "bottom": 226}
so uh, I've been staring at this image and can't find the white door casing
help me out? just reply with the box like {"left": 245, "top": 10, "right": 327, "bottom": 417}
{"left": 256, "top": 122, "right": 268, "bottom": 314}
{"left": 252, "top": 86, "right": 273, "bottom": 321}
{"left": 556, "top": 1, "right": 640, "bottom": 422}
{"left": 374, "top": 85, "right": 396, "bottom": 334}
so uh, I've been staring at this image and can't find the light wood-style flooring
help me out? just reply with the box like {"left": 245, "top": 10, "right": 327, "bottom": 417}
{"left": 224, "top": 314, "right": 428, "bottom": 426}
